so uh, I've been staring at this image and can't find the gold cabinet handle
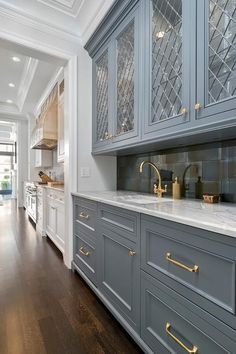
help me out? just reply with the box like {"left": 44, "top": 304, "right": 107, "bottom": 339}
{"left": 166, "top": 323, "right": 198, "bottom": 354}
{"left": 79, "top": 246, "right": 90, "bottom": 257}
{"left": 166, "top": 253, "right": 199, "bottom": 273}
{"left": 194, "top": 103, "right": 202, "bottom": 111}
{"left": 79, "top": 212, "right": 89, "bottom": 220}
{"left": 181, "top": 107, "right": 188, "bottom": 115}
{"left": 128, "top": 250, "right": 136, "bottom": 256}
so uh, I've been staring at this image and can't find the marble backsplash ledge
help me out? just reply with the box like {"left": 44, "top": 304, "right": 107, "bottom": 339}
{"left": 117, "top": 140, "right": 236, "bottom": 203}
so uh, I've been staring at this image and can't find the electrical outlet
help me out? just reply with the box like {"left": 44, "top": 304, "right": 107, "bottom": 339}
{"left": 80, "top": 167, "right": 90, "bottom": 177}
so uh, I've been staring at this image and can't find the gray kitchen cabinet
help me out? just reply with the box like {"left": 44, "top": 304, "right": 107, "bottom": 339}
{"left": 72, "top": 195, "right": 236, "bottom": 353}
{"left": 141, "top": 271, "right": 235, "bottom": 354}
{"left": 97, "top": 204, "right": 140, "bottom": 332}
{"left": 73, "top": 197, "right": 97, "bottom": 285}
{"left": 143, "top": 0, "right": 192, "bottom": 139}
{"left": 86, "top": 0, "right": 236, "bottom": 155}
{"left": 141, "top": 214, "right": 236, "bottom": 332}
{"left": 196, "top": 0, "right": 236, "bottom": 125}
{"left": 92, "top": 3, "right": 141, "bottom": 153}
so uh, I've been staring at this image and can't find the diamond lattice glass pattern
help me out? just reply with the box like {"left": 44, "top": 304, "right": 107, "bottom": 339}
{"left": 96, "top": 50, "right": 109, "bottom": 142}
{"left": 116, "top": 20, "right": 135, "bottom": 135}
{"left": 208, "top": 0, "right": 236, "bottom": 104}
{"left": 152, "top": 0, "right": 182, "bottom": 122}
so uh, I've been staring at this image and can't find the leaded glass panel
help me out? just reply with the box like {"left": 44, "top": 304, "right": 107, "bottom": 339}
{"left": 116, "top": 20, "right": 135, "bottom": 135}
{"left": 208, "top": 0, "right": 236, "bottom": 104}
{"left": 152, "top": 0, "right": 183, "bottom": 122}
{"left": 96, "top": 50, "right": 109, "bottom": 142}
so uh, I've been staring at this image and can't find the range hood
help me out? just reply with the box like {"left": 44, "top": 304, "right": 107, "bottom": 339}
{"left": 31, "top": 86, "right": 58, "bottom": 150}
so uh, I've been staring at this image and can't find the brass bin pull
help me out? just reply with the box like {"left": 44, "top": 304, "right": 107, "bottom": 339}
{"left": 166, "top": 323, "right": 198, "bottom": 354}
{"left": 166, "top": 253, "right": 199, "bottom": 273}
{"left": 128, "top": 250, "right": 136, "bottom": 256}
{"left": 79, "top": 212, "right": 89, "bottom": 220}
{"left": 79, "top": 246, "right": 90, "bottom": 257}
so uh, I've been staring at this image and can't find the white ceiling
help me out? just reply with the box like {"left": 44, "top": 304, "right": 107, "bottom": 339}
{"left": 0, "top": 40, "right": 61, "bottom": 118}
{"left": 0, "top": 0, "right": 116, "bottom": 41}
{"left": 0, "top": 47, "right": 27, "bottom": 107}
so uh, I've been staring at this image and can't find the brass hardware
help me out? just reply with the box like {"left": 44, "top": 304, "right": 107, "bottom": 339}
{"left": 166, "top": 253, "right": 199, "bottom": 273}
{"left": 166, "top": 323, "right": 198, "bottom": 354}
{"left": 139, "top": 161, "right": 167, "bottom": 198}
{"left": 194, "top": 103, "right": 202, "bottom": 111}
{"left": 79, "top": 246, "right": 90, "bottom": 257}
{"left": 154, "top": 183, "right": 167, "bottom": 198}
{"left": 181, "top": 107, "right": 188, "bottom": 115}
{"left": 79, "top": 212, "right": 89, "bottom": 220}
{"left": 129, "top": 250, "right": 136, "bottom": 256}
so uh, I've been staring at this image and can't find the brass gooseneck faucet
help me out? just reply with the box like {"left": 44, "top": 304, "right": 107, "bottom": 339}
{"left": 139, "top": 161, "right": 167, "bottom": 198}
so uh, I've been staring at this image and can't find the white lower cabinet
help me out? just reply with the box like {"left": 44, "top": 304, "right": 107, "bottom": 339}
{"left": 46, "top": 189, "right": 65, "bottom": 253}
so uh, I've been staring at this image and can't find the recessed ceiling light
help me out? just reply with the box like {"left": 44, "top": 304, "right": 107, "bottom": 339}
{"left": 6, "top": 99, "right": 13, "bottom": 104}
{"left": 8, "top": 83, "right": 15, "bottom": 88}
{"left": 156, "top": 31, "right": 165, "bottom": 38}
{"left": 12, "top": 56, "right": 21, "bottom": 62}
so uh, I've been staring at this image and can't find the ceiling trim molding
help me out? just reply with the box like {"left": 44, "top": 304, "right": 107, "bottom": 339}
{"left": 0, "top": 1, "right": 81, "bottom": 44}
{"left": 0, "top": 102, "right": 20, "bottom": 115}
{"left": 34, "top": 67, "right": 64, "bottom": 117}
{"left": 37, "top": 0, "right": 85, "bottom": 18}
{"left": 17, "top": 58, "right": 39, "bottom": 113}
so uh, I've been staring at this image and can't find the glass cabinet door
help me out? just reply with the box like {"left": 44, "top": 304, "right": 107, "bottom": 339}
{"left": 144, "top": 0, "right": 191, "bottom": 137}
{"left": 93, "top": 47, "right": 111, "bottom": 146}
{"left": 196, "top": 0, "right": 236, "bottom": 121}
{"left": 112, "top": 9, "right": 139, "bottom": 143}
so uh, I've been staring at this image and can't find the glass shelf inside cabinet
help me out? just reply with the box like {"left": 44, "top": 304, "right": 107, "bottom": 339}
{"left": 116, "top": 20, "right": 135, "bottom": 135}
{"left": 208, "top": 0, "right": 236, "bottom": 104}
{"left": 151, "top": 0, "right": 183, "bottom": 122}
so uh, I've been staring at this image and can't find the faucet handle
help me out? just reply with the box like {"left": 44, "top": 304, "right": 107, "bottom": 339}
{"left": 164, "top": 184, "right": 167, "bottom": 192}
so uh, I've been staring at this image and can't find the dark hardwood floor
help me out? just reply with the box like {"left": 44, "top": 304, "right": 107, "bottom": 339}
{"left": 0, "top": 201, "right": 143, "bottom": 354}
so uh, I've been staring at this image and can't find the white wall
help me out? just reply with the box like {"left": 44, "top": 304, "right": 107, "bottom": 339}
{"left": 17, "top": 119, "right": 28, "bottom": 207}
{"left": 77, "top": 46, "right": 117, "bottom": 192}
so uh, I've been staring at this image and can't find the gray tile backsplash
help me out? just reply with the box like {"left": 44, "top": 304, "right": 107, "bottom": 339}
{"left": 117, "top": 140, "right": 236, "bottom": 202}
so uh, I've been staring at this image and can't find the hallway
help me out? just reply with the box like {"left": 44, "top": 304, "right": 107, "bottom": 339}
{"left": 0, "top": 202, "right": 142, "bottom": 354}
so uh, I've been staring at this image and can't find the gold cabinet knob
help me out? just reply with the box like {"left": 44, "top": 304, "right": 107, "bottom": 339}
{"left": 181, "top": 107, "right": 188, "bottom": 115}
{"left": 128, "top": 250, "right": 136, "bottom": 256}
{"left": 194, "top": 103, "right": 202, "bottom": 111}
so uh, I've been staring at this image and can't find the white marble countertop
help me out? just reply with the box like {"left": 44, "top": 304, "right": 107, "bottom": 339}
{"left": 37, "top": 184, "right": 64, "bottom": 192}
{"left": 72, "top": 190, "right": 236, "bottom": 238}
{"left": 44, "top": 185, "right": 64, "bottom": 192}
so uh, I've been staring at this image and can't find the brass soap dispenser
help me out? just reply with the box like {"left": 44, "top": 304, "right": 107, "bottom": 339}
{"left": 172, "top": 177, "right": 181, "bottom": 200}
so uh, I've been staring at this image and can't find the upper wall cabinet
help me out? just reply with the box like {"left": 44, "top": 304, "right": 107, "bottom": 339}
{"left": 196, "top": 0, "right": 236, "bottom": 124}
{"left": 92, "top": 4, "right": 140, "bottom": 152}
{"left": 85, "top": 0, "right": 236, "bottom": 155}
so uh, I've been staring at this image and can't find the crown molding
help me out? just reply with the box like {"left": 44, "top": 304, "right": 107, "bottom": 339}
{"left": 0, "top": 1, "right": 82, "bottom": 45}
{"left": 37, "top": 0, "right": 85, "bottom": 18}
{"left": 84, "top": 0, "right": 138, "bottom": 57}
{"left": 0, "top": 102, "right": 19, "bottom": 115}
{"left": 34, "top": 67, "right": 64, "bottom": 117}
{"left": 17, "top": 58, "right": 39, "bottom": 113}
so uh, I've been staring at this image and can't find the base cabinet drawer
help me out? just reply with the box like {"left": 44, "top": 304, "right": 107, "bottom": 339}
{"left": 98, "top": 226, "right": 140, "bottom": 332}
{"left": 74, "top": 234, "right": 97, "bottom": 286}
{"left": 141, "top": 215, "right": 236, "bottom": 331}
{"left": 141, "top": 271, "right": 234, "bottom": 354}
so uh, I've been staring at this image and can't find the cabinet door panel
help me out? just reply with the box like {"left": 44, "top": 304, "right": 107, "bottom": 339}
{"left": 46, "top": 202, "right": 56, "bottom": 237}
{"left": 98, "top": 227, "right": 140, "bottom": 332}
{"left": 144, "top": 0, "right": 191, "bottom": 137}
{"left": 55, "top": 204, "right": 65, "bottom": 251}
{"left": 112, "top": 9, "right": 140, "bottom": 144}
{"left": 93, "top": 45, "right": 112, "bottom": 149}
{"left": 196, "top": 0, "right": 236, "bottom": 122}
